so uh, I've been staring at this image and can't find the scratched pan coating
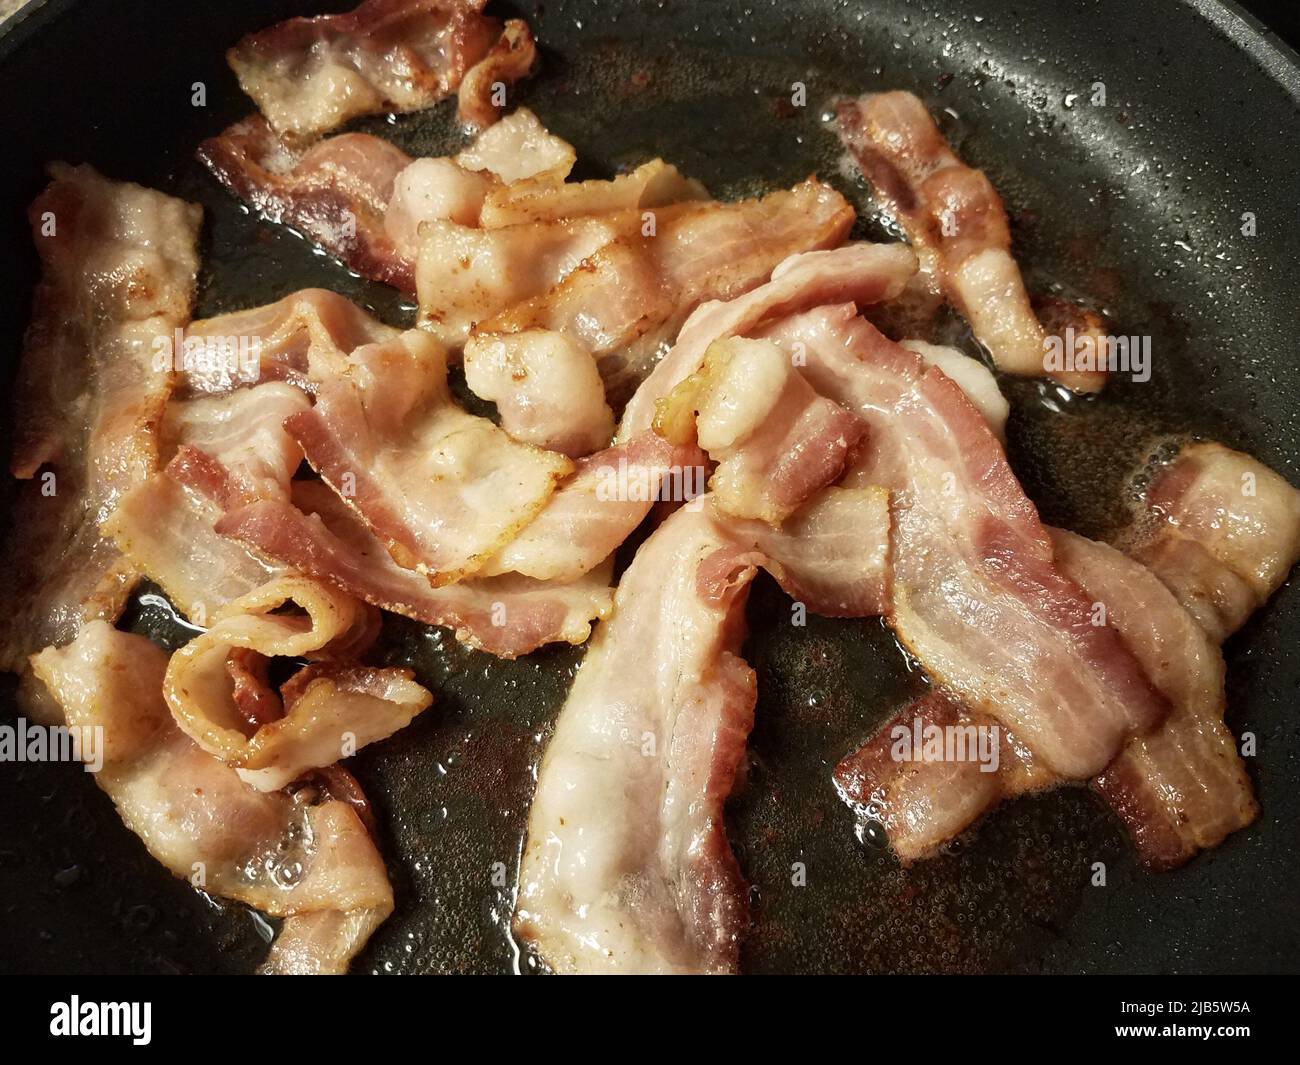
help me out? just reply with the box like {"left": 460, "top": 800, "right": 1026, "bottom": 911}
{"left": 1, "top": 0, "right": 1298, "bottom": 974}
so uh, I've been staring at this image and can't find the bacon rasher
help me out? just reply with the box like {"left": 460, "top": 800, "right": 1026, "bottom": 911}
{"left": 837, "top": 91, "right": 1105, "bottom": 392}
{"left": 32, "top": 622, "right": 396, "bottom": 974}
{"left": 0, "top": 165, "right": 201, "bottom": 672}
{"left": 226, "top": 0, "right": 521, "bottom": 143}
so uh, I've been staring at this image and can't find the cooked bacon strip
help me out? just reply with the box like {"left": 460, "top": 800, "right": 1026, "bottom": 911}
{"left": 837, "top": 91, "right": 1105, "bottom": 392}
{"left": 163, "top": 576, "right": 430, "bottom": 791}
{"left": 217, "top": 481, "right": 612, "bottom": 656}
{"left": 515, "top": 502, "right": 759, "bottom": 974}
{"left": 287, "top": 328, "right": 571, "bottom": 583}
{"left": 711, "top": 487, "right": 892, "bottom": 618}
{"left": 464, "top": 330, "right": 614, "bottom": 457}
{"left": 417, "top": 210, "right": 648, "bottom": 346}
{"left": 1047, "top": 529, "right": 1257, "bottom": 870}
{"left": 765, "top": 303, "right": 1167, "bottom": 777}
{"left": 1120, "top": 442, "right": 1300, "bottom": 643}
{"left": 656, "top": 337, "right": 867, "bottom": 524}
{"left": 198, "top": 108, "right": 574, "bottom": 293}
{"left": 478, "top": 158, "right": 708, "bottom": 228}
{"left": 180, "top": 288, "right": 398, "bottom": 395}
{"left": 479, "top": 433, "right": 705, "bottom": 582}
{"left": 480, "top": 179, "right": 857, "bottom": 403}
{"left": 199, "top": 118, "right": 417, "bottom": 290}
{"left": 901, "top": 340, "right": 1009, "bottom": 440}
{"left": 0, "top": 165, "right": 201, "bottom": 672}
{"left": 456, "top": 19, "right": 538, "bottom": 130}
{"left": 619, "top": 241, "right": 918, "bottom": 439}
{"left": 834, "top": 441, "right": 1300, "bottom": 868}
{"left": 228, "top": 0, "right": 505, "bottom": 143}
{"left": 31, "top": 622, "right": 394, "bottom": 974}
{"left": 104, "top": 383, "right": 311, "bottom": 621}
{"left": 834, "top": 692, "right": 1050, "bottom": 863}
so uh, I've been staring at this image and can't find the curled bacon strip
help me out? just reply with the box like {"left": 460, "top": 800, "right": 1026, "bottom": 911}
{"left": 32, "top": 622, "right": 394, "bottom": 974}
{"left": 163, "top": 576, "right": 430, "bottom": 791}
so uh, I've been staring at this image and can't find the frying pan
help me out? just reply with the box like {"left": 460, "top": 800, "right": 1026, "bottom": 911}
{"left": 1, "top": 0, "right": 1298, "bottom": 975}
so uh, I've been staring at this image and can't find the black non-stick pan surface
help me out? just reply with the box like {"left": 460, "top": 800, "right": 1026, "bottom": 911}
{"left": 1, "top": 0, "right": 1297, "bottom": 975}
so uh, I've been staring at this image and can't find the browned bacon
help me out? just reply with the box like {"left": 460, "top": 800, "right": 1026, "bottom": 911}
{"left": 479, "top": 179, "right": 857, "bottom": 403}
{"left": 655, "top": 336, "right": 867, "bottom": 524}
{"left": 227, "top": 0, "right": 508, "bottom": 143}
{"left": 417, "top": 209, "right": 651, "bottom": 345}
{"left": 285, "top": 328, "right": 571, "bottom": 584}
{"left": 1121, "top": 442, "right": 1300, "bottom": 643}
{"left": 837, "top": 91, "right": 1105, "bottom": 392}
{"left": 478, "top": 157, "right": 707, "bottom": 228}
{"left": 31, "top": 622, "right": 394, "bottom": 974}
{"left": 198, "top": 108, "right": 574, "bottom": 294}
{"left": 515, "top": 502, "right": 759, "bottom": 973}
{"left": 198, "top": 118, "right": 417, "bottom": 290}
{"left": 0, "top": 165, "right": 201, "bottom": 672}
{"left": 764, "top": 303, "right": 1168, "bottom": 777}
{"left": 217, "top": 481, "right": 613, "bottom": 657}
{"left": 456, "top": 18, "right": 538, "bottom": 130}
{"left": 162, "top": 576, "right": 432, "bottom": 791}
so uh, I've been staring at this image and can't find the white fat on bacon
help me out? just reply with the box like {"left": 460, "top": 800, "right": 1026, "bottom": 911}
{"left": 901, "top": 339, "right": 1009, "bottom": 440}
{"left": 227, "top": 0, "right": 511, "bottom": 143}
{"left": 711, "top": 487, "right": 892, "bottom": 618}
{"left": 31, "top": 622, "right": 394, "bottom": 974}
{"left": 180, "top": 288, "right": 400, "bottom": 396}
{"left": 163, "top": 576, "right": 430, "bottom": 791}
{"left": 286, "top": 328, "right": 572, "bottom": 584}
{"left": 478, "top": 433, "right": 705, "bottom": 582}
{"left": 105, "top": 383, "right": 311, "bottom": 622}
{"left": 619, "top": 241, "right": 919, "bottom": 439}
{"left": 417, "top": 211, "right": 646, "bottom": 346}
{"left": 1120, "top": 442, "right": 1300, "bottom": 643}
{"left": 480, "top": 180, "right": 857, "bottom": 402}
{"left": 217, "top": 480, "right": 613, "bottom": 657}
{"left": 456, "top": 19, "right": 539, "bottom": 130}
{"left": 837, "top": 91, "right": 1105, "bottom": 393}
{"left": 515, "top": 502, "right": 759, "bottom": 974}
{"left": 478, "top": 157, "right": 708, "bottom": 228}
{"left": 656, "top": 337, "right": 868, "bottom": 524}
{"left": 463, "top": 330, "right": 614, "bottom": 457}
{"left": 764, "top": 303, "right": 1168, "bottom": 778}
{"left": 198, "top": 108, "right": 575, "bottom": 293}
{"left": 0, "top": 165, "right": 201, "bottom": 672}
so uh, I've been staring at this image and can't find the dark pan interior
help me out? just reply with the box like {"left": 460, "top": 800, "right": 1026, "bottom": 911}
{"left": 1, "top": 0, "right": 1298, "bottom": 974}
